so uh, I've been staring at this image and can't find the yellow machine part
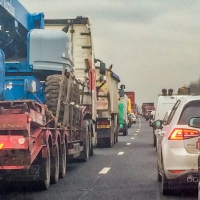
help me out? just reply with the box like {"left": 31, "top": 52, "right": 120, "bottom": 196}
{"left": 128, "top": 98, "right": 132, "bottom": 113}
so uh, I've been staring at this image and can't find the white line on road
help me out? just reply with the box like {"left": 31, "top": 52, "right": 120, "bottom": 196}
{"left": 126, "top": 143, "right": 131, "bottom": 145}
{"left": 131, "top": 137, "right": 135, "bottom": 139}
{"left": 134, "top": 134, "right": 137, "bottom": 136}
{"left": 117, "top": 152, "right": 124, "bottom": 155}
{"left": 137, "top": 129, "right": 140, "bottom": 131}
{"left": 138, "top": 118, "right": 141, "bottom": 127}
{"left": 99, "top": 167, "right": 111, "bottom": 174}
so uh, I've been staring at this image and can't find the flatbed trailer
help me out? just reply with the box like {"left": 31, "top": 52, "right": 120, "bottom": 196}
{"left": 0, "top": 1, "right": 97, "bottom": 190}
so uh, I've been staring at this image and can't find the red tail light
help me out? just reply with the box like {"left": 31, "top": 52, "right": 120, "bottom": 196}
{"left": 168, "top": 170, "right": 185, "bottom": 174}
{"left": 0, "top": 143, "right": 4, "bottom": 149}
{"left": 98, "top": 120, "right": 110, "bottom": 125}
{"left": 168, "top": 129, "right": 200, "bottom": 140}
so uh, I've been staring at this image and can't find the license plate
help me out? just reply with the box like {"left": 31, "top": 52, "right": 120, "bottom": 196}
{"left": 97, "top": 125, "right": 110, "bottom": 129}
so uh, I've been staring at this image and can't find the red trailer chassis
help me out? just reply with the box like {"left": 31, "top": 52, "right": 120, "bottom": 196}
{"left": 0, "top": 100, "right": 89, "bottom": 189}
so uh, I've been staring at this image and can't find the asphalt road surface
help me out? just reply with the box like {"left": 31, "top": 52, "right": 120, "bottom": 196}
{"left": 0, "top": 117, "right": 198, "bottom": 200}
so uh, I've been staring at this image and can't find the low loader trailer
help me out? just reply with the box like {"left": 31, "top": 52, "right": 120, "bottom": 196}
{"left": 0, "top": 1, "right": 106, "bottom": 189}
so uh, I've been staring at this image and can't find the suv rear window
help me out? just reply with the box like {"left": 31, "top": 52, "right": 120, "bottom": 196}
{"left": 178, "top": 100, "right": 200, "bottom": 125}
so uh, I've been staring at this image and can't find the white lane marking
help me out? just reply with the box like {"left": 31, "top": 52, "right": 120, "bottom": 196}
{"left": 134, "top": 133, "right": 137, "bottom": 136}
{"left": 117, "top": 152, "right": 124, "bottom": 155}
{"left": 99, "top": 167, "right": 111, "bottom": 174}
{"left": 126, "top": 143, "right": 131, "bottom": 145}
{"left": 137, "top": 129, "right": 140, "bottom": 131}
{"left": 136, "top": 130, "right": 139, "bottom": 133}
{"left": 131, "top": 137, "right": 135, "bottom": 139}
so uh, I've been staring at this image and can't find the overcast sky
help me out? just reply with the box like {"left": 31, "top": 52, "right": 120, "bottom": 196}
{"left": 19, "top": 0, "right": 200, "bottom": 106}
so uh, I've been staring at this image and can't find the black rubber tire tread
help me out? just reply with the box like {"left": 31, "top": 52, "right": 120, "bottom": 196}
{"left": 45, "top": 85, "right": 60, "bottom": 93}
{"left": 38, "top": 143, "right": 51, "bottom": 190}
{"left": 77, "top": 120, "right": 89, "bottom": 162}
{"left": 45, "top": 75, "right": 68, "bottom": 124}
{"left": 161, "top": 175, "right": 172, "bottom": 195}
{"left": 123, "top": 127, "right": 128, "bottom": 136}
{"left": 157, "top": 165, "right": 162, "bottom": 182}
{"left": 46, "top": 93, "right": 59, "bottom": 100}
{"left": 50, "top": 143, "right": 59, "bottom": 184}
{"left": 59, "top": 141, "right": 67, "bottom": 178}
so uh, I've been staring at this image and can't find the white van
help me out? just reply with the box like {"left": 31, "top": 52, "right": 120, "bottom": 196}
{"left": 153, "top": 88, "right": 191, "bottom": 148}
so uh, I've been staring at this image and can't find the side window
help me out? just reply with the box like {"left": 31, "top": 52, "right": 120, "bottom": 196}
{"left": 166, "top": 100, "right": 181, "bottom": 125}
{"left": 178, "top": 101, "right": 200, "bottom": 125}
{"left": 163, "top": 111, "right": 170, "bottom": 125}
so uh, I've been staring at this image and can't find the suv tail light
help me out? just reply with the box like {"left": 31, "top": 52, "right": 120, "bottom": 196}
{"left": 168, "top": 170, "right": 185, "bottom": 174}
{"left": 168, "top": 128, "right": 200, "bottom": 140}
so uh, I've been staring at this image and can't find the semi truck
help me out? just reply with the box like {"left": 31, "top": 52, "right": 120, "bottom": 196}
{"left": 44, "top": 16, "right": 101, "bottom": 147}
{"left": 118, "top": 94, "right": 129, "bottom": 136}
{"left": 124, "top": 91, "right": 135, "bottom": 114}
{"left": 95, "top": 66, "right": 120, "bottom": 147}
{"left": 141, "top": 103, "right": 155, "bottom": 118}
{"left": 0, "top": 1, "right": 104, "bottom": 189}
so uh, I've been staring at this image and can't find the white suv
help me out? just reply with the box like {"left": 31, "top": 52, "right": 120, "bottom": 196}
{"left": 154, "top": 96, "right": 200, "bottom": 195}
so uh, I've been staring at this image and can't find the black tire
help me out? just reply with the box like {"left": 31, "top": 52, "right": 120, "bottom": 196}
{"left": 115, "top": 126, "right": 119, "bottom": 143}
{"left": 107, "top": 137, "right": 113, "bottom": 148}
{"left": 157, "top": 165, "right": 162, "bottom": 182}
{"left": 161, "top": 175, "right": 171, "bottom": 195}
{"left": 198, "top": 182, "right": 200, "bottom": 200}
{"left": 38, "top": 143, "right": 51, "bottom": 190}
{"left": 45, "top": 75, "right": 68, "bottom": 125}
{"left": 89, "top": 143, "right": 94, "bottom": 156}
{"left": 78, "top": 120, "right": 89, "bottom": 161}
{"left": 50, "top": 143, "right": 59, "bottom": 184}
{"left": 153, "top": 134, "right": 156, "bottom": 147}
{"left": 123, "top": 127, "right": 128, "bottom": 136}
{"left": 59, "top": 141, "right": 67, "bottom": 178}
{"left": 116, "top": 133, "right": 118, "bottom": 143}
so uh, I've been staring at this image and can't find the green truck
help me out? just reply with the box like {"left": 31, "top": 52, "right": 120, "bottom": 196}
{"left": 118, "top": 94, "right": 129, "bottom": 136}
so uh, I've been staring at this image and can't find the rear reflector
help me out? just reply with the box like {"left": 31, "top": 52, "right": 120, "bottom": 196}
{"left": 0, "top": 143, "right": 4, "bottom": 149}
{"left": 97, "top": 120, "right": 110, "bottom": 125}
{"left": 168, "top": 128, "right": 200, "bottom": 140}
{"left": 168, "top": 170, "right": 185, "bottom": 174}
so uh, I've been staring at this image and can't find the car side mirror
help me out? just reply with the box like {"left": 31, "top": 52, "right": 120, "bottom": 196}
{"left": 119, "top": 89, "right": 124, "bottom": 98}
{"left": 99, "top": 62, "right": 106, "bottom": 75}
{"left": 152, "top": 120, "right": 163, "bottom": 129}
{"left": 188, "top": 117, "right": 200, "bottom": 128}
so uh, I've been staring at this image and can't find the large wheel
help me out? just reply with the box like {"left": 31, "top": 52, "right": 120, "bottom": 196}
{"left": 89, "top": 143, "right": 94, "bottom": 156}
{"left": 153, "top": 134, "right": 156, "bottom": 147}
{"left": 59, "top": 140, "right": 67, "bottom": 178}
{"left": 38, "top": 143, "right": 51, "bottom": 190}
{"left": 78, "top": 120, "right": 89, "bottom": 162}
{"left": 198, "top": 182, "right": 200, "bottom": 200}
{"left": 157, "top": 165, "right": 162, "bottom": 182}
{"left": 115, "top": 133, "right": 118, "bottom": 143}
{"left": 45, "top": 75, "right": 68, "bottom": 125}
{"left": 123, "top": 127, "right": 128, "bottom": 136}
{"left": 50, "top": 143, "right": 59, "bottom": 184}
{"left": 107, "top": 137, "right": 113, "bottom": 148}
{"left": 116, "top": 124, "right": 119, "bottom": 143}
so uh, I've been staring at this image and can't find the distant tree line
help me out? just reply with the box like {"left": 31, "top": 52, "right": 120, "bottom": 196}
{"left": 188, "top": 76, "right": 200, "bottom": 95}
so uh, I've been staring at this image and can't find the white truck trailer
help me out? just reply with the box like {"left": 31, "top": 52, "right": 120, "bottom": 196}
{"left": 95, "top": 66, "right": 120, "bottom": 147}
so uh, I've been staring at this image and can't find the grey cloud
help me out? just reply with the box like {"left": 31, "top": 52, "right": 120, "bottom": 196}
{"left": 18, "top": 0, "right": 200, "bottom": 105}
